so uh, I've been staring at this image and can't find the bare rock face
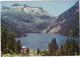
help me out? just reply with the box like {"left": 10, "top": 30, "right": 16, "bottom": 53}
{"left": 47, "top": 2, "right": 79, "bottom": 37}
{"left": 1, "top": 2, "right": 79, "bottom": 38}
{"left": 1, "top": 4, "right": 56, "bottom": 33}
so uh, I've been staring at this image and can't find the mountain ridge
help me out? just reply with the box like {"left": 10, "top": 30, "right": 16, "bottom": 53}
{"left": 1, "top": 2, "right": 79, "bottom": 38}
{"left": 46, "top": 1, "right": 79, "bottom": 38}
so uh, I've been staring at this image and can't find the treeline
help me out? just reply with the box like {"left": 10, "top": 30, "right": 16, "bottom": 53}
{"left": 41, "top": 38, "right": 79, "bottom": 56}
{"left": 1, "top": 20, "right": 26, "bottom": 38}
{"left": 1, "top": 28, "right": 22, "bottom": 54}
{"left": 59, "top": 39, "right": 79, "bottom": 55}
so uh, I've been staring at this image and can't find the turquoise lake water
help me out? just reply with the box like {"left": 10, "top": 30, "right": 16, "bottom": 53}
{"left": 16, "top": 33, "right": 79, "bottom": 50}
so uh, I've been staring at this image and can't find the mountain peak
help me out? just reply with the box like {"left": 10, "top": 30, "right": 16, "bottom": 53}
{"left": 74, "top": 1, "right": 79, "bottom": 7}
{"left": 12, "top": 3, "right": 20, "bottom": 6}
{"left": 23, "top": 4, "right": 30, "bottom": 7}
{"left": 12, "top": 3, "right": 30, "bottom": 7}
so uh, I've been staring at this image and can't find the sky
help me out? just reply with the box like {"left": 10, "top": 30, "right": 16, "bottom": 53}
{"left": 1, "top": 1, "right": 78, "bottom": 16}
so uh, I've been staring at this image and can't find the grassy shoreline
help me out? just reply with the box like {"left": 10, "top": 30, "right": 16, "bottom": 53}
{"left": 2, "top": 50, "right": 42, "bottom": 56}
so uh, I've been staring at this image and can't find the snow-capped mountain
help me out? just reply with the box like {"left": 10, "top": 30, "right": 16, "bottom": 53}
{"left": 1, "top": 4, "right": 56, "bottom": 33}
{"left": 1, "top": 2, "right": 79, "bottom": 38}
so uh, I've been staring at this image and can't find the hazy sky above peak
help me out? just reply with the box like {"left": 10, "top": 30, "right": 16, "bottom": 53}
{"left": 1, "top": 1, "right": 78, "bottom": 16}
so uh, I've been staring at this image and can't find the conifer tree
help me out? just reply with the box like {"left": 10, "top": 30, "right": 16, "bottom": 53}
{"left": 48, "top": 38, "right": 58, "bottom": 56}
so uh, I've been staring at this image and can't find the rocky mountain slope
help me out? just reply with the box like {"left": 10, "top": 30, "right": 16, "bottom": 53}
{"left": 46, "top": 2, "right": 79, "bottom": 37}
{"left": 1, "top": 4, "right": 56, "bottom": 33}
{"left": 1, "top": 20, "right": 26, "bottom": 38}
{"left": 1, "top": 2, "right": 79, "bottom": 38}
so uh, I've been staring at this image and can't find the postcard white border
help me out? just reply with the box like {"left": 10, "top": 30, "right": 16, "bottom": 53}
{"left": 0, "top": 0, "right": 79, "bottom": 57}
